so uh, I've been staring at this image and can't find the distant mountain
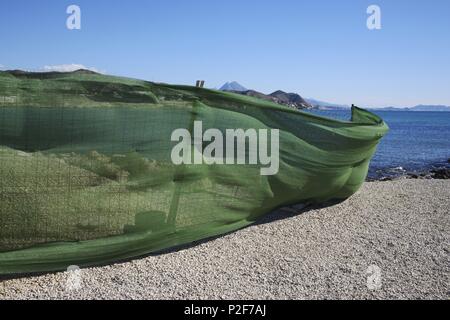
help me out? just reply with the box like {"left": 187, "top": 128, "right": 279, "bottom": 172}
{"left": 305, "top": 98, "right": 349, "bottom": 110}
{"left": 373, "top": 106, "right": 401, "bottom": 111}
{"left": 220, "top": 84, "right": 450, "bottom": 112}
{"left": 219, "top": 81, "right": 248, "bottom": 92}
{"left": 373, "top": 105, "right": 450, "bottom": 112}
{"left": 305, "top": 100, "right": 450, "bottom": 111}
{"left": 269, "top": 90, "right": 312, "bottom": 109}
{"left": 228, "top": 89, "right": 313, "bottom": 109}
{"left": 410, "top": 105, "right": 450, "bottom": 112}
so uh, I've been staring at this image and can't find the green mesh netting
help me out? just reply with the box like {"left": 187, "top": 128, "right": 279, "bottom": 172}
{"left": 0, "top": 70, "right": 388, "bottom": 274}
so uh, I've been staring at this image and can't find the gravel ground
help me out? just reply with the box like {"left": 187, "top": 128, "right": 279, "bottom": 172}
{"left": 0, "top": 179, "right": 449, "bottom": 300}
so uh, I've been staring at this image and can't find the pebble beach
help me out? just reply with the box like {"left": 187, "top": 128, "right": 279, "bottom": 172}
{"left": 0, "top": 179, "right": 448, "bottom": 300}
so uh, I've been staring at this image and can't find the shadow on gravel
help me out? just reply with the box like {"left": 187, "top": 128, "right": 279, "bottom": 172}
{"left": 153, "top": 198, "right": 345, "bottom": 254}
{"left": 0, "top": 199, "right": 346, "bottom": 281}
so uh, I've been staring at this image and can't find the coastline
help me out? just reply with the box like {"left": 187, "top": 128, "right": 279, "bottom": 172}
{"left": 1, "top": 179, "right": 448, "bottom": 299}
{"left": 367, "top": 159, "right": 450, "bottom": 181}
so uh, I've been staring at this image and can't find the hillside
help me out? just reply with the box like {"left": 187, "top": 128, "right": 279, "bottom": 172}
{"left": 229, "top": 89, "right": 313, "bottom": 109}
{"left": 0, "top": 70, "right": 306, "bottom": 112}
{"left": 269, "top": 90, "right": 312, "bottom": 109}
{"left": 0, "top": 69, "right": 161, "bottom": 107}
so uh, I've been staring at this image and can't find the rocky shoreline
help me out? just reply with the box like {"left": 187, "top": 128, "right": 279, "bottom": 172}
{"left": 368, "top": 159, "right": 450, "bottom": 181}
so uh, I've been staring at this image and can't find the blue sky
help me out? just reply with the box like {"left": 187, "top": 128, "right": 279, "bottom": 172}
{"left": 0, "top": 0, "right": 449, "bottom": 107}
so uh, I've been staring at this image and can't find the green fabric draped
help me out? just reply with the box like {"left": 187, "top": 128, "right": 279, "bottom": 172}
{"left": 0, "top": 70, "right": 388, "bottom": 274}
